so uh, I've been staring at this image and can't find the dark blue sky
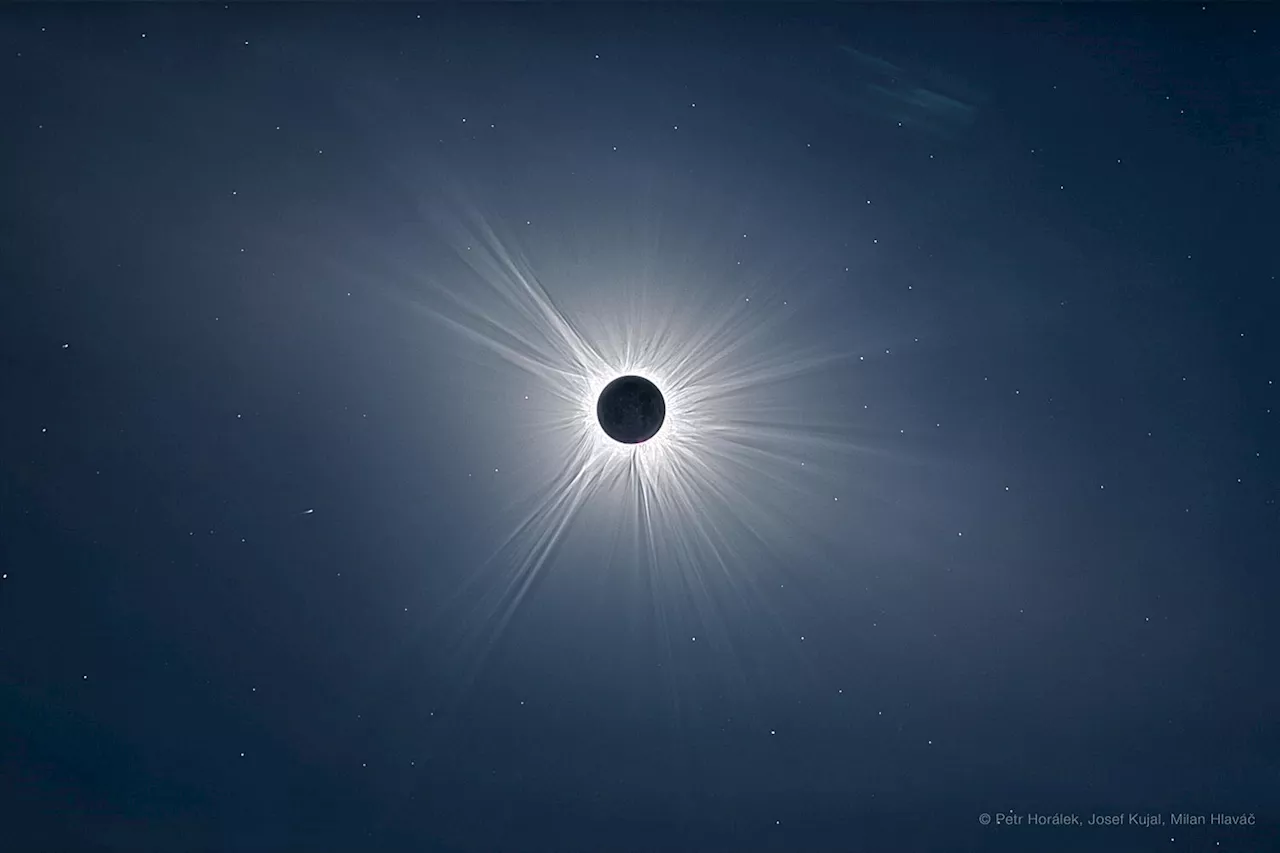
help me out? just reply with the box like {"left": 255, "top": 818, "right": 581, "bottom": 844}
{"left": 2, "top": 4, "right": 1277, "bottom": 852}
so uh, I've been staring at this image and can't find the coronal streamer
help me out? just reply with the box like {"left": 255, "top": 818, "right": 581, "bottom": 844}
{"left": 415, "top": 202, "right": 861, "bottom": 658}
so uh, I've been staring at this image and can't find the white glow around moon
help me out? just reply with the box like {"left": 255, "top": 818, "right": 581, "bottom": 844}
{"left": 408, "top": 199, "right": 868, "bottom": 657}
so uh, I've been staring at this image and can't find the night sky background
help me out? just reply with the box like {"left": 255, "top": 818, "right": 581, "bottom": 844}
{"left": 2, "top": 4, "right": 1278, "bottom": 853}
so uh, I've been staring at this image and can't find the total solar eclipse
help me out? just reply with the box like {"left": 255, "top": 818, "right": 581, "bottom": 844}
{"left": 595, "top": 375, "right": 666, "bottom": 444}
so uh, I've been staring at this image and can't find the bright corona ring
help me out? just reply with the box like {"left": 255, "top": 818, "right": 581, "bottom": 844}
{"left": 412, "top": 198, "right": 859, "bottom": 656}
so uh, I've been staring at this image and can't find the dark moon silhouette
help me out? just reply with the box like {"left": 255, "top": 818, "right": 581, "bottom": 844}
{"left": 596, "top": 375, "right": 666, "bottom": 444}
